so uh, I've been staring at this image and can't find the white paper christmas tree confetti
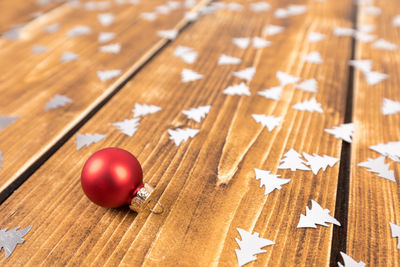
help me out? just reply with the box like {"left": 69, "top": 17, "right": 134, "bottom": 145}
{"left": 370, "top": 141, "right": 400, "bottom": 162}
{"left": 75, "top": 133, "right": 106, "bottom": 150}
{"left": 31, "top": 45, "right": 48, "bottom": 54}
{"left": 155, "top": 5, "right": 171, "bottom": 14}
{"left": 372, "top": 39, "right": 398, "bottom": 51}
{"left": 158, "top": 29, "right": 178, "bottom": 40}
{"left": 60, "top": 51, "right": 78, "bottom": 62}
{"left": 393, "top": 15, "right": 400, "bottom": 27}
{"left": 252, "top": 114, "right": 282, "bottom": 131}
{"left": 274, "top": 8, "right": 290, "bottom": 19}
{"left": 338, "top": 252, "right": 366, "bottom": 267}
{"left": 45, "top": 95, "right": 72, "bottom": 110}
{"left": 168, "top": 1, "right": 181, "bottom": 10}
{"left": 288, "top": 4, "right": 307, "bottom": 15}
{"left": 235, "top": 228, "right": 275, "bottom": 267}
{"left": 218, "top": 54, "right": 242, "bottom": 65}
{"left": 297, "top": 200, "right": 340, "bottom": 228}
{"left": 227, "top": 3, "right": 243, "bottom": 11}
{"left": 140, "top": 12, "right": 157, "bottom": 21}
{"left": 325, "top": 123, "right": 354, "bottom": 143}
{"left": 333, "top": 27, "right": 354, "bottom": 37}
{"left": 168, "top": 128, "right": 199, "bottom": 146}
{"left": 278, "top": 148, "right": 310, "bottom": 171}
{"left": 182, "top": 105, "right": 211, "bottom": 122}
{"left": 233, "top": 38, "right": 250, "bottom": 49}
{"left": 116, "top": 0, "right": 140, "bottom": 5}
{"left": 113, "top": 118, "right": 140, "bottom": 137}
{"left": 67, "top": 25, "right": 91, "bottom": 37}
{"left": 253, "top": 37, "right": 271, "bottom": 48}
{"left": 44, "top": 23, "right": 60, "bottom": 33}
{"left": 174, "top": 46, "right": 198, "bottom": 64}
{"left": 307, "top": 32, "right": 325, "bottom": 43}
{"left": 249, "top": 2, "right": 270, "bottom": 12}
{"left": 0, "top": 151, "right": 3, "bottom": 170}
{"left": 100, "top": 43, "right": 121, "bottom": 54}
{"left": 0, "top": 226, "right": 32, "bottom": 258}
{"left": 382, "top": 98, "right": 400, "bottom": 115}
{"left": 349, "top": 59, "right": 372, "bottom": 72}
{"left": 132, "top": 103, "right": 161, "bottom": 117}
{"left": 295, "top": 78, "right": 318, "bottom": 93}
{"left": 390, "top": 222, "right": 400, "bottom": 249}
{"left": 181, "top": 69, "right": 203, "bottom": 83}
{"left": 363, "top": 71, "right": 388, "bottom": 86}
{"left": 97, "top": 69, "right": 121, "bottom": 82}
{"left": 84, "top": 1, "right": 111, "bottom": 10}
{"left": 258, "top": 86, "right": 282, "bottom": 101}
{"left": 264, "top": 25, "right": 284, "bottom": 36}
{"left": 303, "top": 153, "right": 339, "bottom": 175}
{"left": 0, "top": 116, "right": 18, "bottom": 130}
{"left": 362, "top": 6, "right": 381, "bottom": 16}
{"left": 98, "top": 32, "right": 116, "bottom": 43}
{"left": 292, "top": 98, "right": 323, "bottom": 113}
{"left": 276, "top": 71, "right": 300, "bottom": 85}
{"left": 98, "top": 13, "right": 115, "bottom": 26}
{"left": 358, "top": 156, "right": 396, "bottom": 182}
{"left": 353, "top": 31, "right": 376, "bottom": 43}
{"left": 233, "top": 67, "right": 256, "bottom": 81}
{"left": 184, "top": 11, "right": 199, "bottom": 22}
{"left": 358, "top": 24, "right": 375, "bottom": 33}
{"left": 3, "top": 26, "right": 21, "bottom": 40}
{"left": 303, "top": 51, "right": 323, "bottom": 64}
{"left": 223, "top": 82, "right": 251, "bottom": 96}
{"left": 255, "top": 168, "right": 290, "bottom": 195}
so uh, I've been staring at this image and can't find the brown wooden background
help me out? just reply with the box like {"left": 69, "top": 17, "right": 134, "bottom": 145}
{"left": 0, "top": 0, "right": 399, "bottom": 266}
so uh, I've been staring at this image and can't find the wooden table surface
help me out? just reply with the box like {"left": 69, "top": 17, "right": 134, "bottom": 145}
{"left": 0, "top": 0, "right": 399, "bottom": 266}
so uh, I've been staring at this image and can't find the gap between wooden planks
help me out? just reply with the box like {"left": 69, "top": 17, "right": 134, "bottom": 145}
{"left": 347, "top": 0, "right": 400, "bottom": 265}
{"left": 0, "top": 0, "right": 356, "bottom": 265}
{"left": 0, "top": 0, "right": 212, "bottom": 201}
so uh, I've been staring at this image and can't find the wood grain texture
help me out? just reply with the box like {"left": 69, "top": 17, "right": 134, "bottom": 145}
{"left": 347, "top": 0, "right": 400, "bottom": 265}
{"left": 0, "top": 0, "right": 355, "bottom": 266}
{"left": 0, "top": 0, "right": 210, "bottom": 194}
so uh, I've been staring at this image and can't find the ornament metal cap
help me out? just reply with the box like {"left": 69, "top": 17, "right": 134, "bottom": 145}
{"left": 130, "top": 183, "right": 164, "bottom": 214}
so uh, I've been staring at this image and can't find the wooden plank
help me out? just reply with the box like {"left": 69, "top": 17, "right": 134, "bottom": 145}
{"left": 0, "top": 0, "right": 210, "bottom": 195}
{"left": 346, "top": 0, "right": 400, "bottom": 265}
{"left": 0, "top": 0, "right": 354, "bottom": 265}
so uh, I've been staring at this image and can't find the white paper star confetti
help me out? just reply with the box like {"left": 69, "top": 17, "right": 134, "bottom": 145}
{"left": 113, "top": 118, "right": 140, "bottom": 137}
{"left": 235, "top": 228, "right": 274, "bottom": 267}
{"left": 307, "top": 32, "right": 326, "bottom": 43}
{"left": 44, "top": 23, "right": 60, "bottom": 33}
{"left": 75, "top": 133, "right": 106, "bottom": 150}
{"left": 295, "top": 78, "right": 318, "bottom": 93}
{"left": 338, "top": 252, "right": 366, "bottom": 267}
{"left": 45, "top": 95, "right": 72, "bottom": 110}
{"left": 303, "top": 51, "right": 323, "bottom": 64}
{"left": 98, "top": 32, "right": 116, "bottom": 43}
{"left": 233, "top": 67, "right": 256, "bottom": 81}
{"left": 60, "top": 51, "right": 79, "bottom": 62}
{"left": 0, "top": 226, "right": 32, "bottom": 259}
{"left": 168, "top": 128, "right": 199, "bottom": 146}
{"left": 390, "top": 222, "right": 400, "bottom": 249}
{"left": 363, "top": 71, "right": 388, "bottom": 86}
{"left": 297, "top": 200, "right": 340, "bottom": 228}
{"left": 67, "top": 25, "right": 91, "bottom": 37}
{"left": 97, "top": 69, "right": 121, "bottom": 82}
{"left": 181, "top": 69, "right": 203, "bottom": 83}
{"left": 333, "top": 26, "right": 354, "bottom": 37}
{"left": 218, "top": 54, "right": 242, "bottom": 65}
{"left": 0, "top": 116, "right": 19, "bottom": 130}
{"left": 249, "top": 2, "right": 270, "bottom": 12}
{"left": 98, "top": 13, "right": 115, "bottom": 26}
{"left": 370, "top": 141, "right": 400, "bottom": 162}
{"left": 182, "top": 105, "right": 211, "bottom": 122}
{"left": 393, "top": 15, "right": 400, "bottom": 27}
{"left": 292, "top": 98, "right": 323, "bottom": 113}
{"left": 257, "top": 86, "right": 282, "bottom": 101}
{"left": 325, "top": 123, "right": 354, "bottom": 143}
{"left": 358, "top": 156, "right": 396, "bottom": 182}
{"left": 254, "top": 168, "right": 290, "bottom": 195}
{"left": 100, "top": 43, "right": 121, "bottom": 54}
{"left": 303, "top": 153, "right": 339, "bottom": 175}
{"left": 158, "top": 29, "right": 178, "bottom": 40}
{"left": 132, "top": 103, "right": 161, "bottom": 117}
{"left": 252, "top": 37, "right": 271, "bottom": 48}
{"left": 264, "top": 25, "right": 284, "bottom": 36}
{"left": 276, "top": 71, "right": 300, "bottom": 85}
{"left": 349, "top": 59, "right": 372, "bottom": 72}
{"left": 372, "top": 39, "right": 398, "bottom": 51}
{"left": 252, "top": 114, "right": 282, "bottom": 131}
{"left": 382, "top": 98, "right": 400, "bottom": 115}
{"left": 233, "top": 38, "right": 251, "bottom": 49}
{"left": 223, "top": 82, "right": 251, "bottom": 96}
{"left": 174, "top": 46, "right": 198, "bottom": 64}
{"left": 31, "top": 45, "right": 48, "bottom": 54}
{"left": 278, "top": 148, "right": 310, "bottom": 171}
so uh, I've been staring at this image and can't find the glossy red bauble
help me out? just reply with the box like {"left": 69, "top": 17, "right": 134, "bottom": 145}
{"left": 81, "top": 147, "right": 144, "bottom": 208}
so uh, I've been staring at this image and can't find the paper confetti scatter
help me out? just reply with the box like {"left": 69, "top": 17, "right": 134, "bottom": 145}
{"left": 0, "top": 116, "right": 19, "bottom": 130}
{"left": 97, "top": 69, "right": 122, "bottom": 82}
{"left": 98, "top": 13, "right": 115, "bottom": 26}
{"left": 233, "top": 38, "right": 250, "bottom": 49}
{"left": 182, "top": 105, "right": 211, "bottom": 123}
{"left": 168, "top": 128, "right": 199, "bottom": 146}
{"left": 98, "top": 32, "right": 116, "bottom": 43}
{"left": 307, "top": 32, "right": 325, "bottom": 43}
{"left": 303, "top": 51, "right": 323, "bottom": 64}
{"left": 257, "top": 86, "right": 282, "bottom": 101}
{"left": 325, "top": 123, "right": 354, "bottom": 143}
{"left": 158, "top": 29, "right": 178, "bottom": 40}
{"left": 303, "top": 153, "right": 340, "bottom": 175}
{"left": 113, "top": 118, "right": 140, "bottom": 137}
{"left": 218, "top": 54, "right": 242, "bottom": 65}
{"left": 45, "top": 95, "right": 72, "bottom": 110}
{"left": 0, "top": 226, "right": 32, "bottom": 259}
{"left": 292, "top": 98, "right": 323, "bottom": 113}
{"left": 276, "top": 71, "right": 300, "bottom": 85}
{"left": 181, "top": 69, "right": 203, "bottom": 83}
{"left": 390, "top": 222, "right": 400, "bottom": 249}
{"left": 60, "top": 51, "right": 79, "bottom": 62}
{"left": 278, "top": 148, "right": 310, "bottom": 171}
{"left": 252, "top": 37, "right": 271, "bottom": 48}
{"left": 264, "top": 25, "right": 284, "bottom": 36}
{"left": 174, "top": 46, "right": 198, "bottom": 64}
{"left": 100, "top": 43, "right": 121, "bottom": 54}
{"left": 249, "top": 2, "right": 270, "bottom": 12}
{"left": 358, "top": 156, "right": 396, "bottom": 182}
{"left": 31, "top": 45, "right": 48, "bottom": 54}
{"left": 254, "top": 168, "right": 290, "bottom": 195}
{"left": 252, "top": 114, "right": 282, "bottom": 131}
{"left": 75, "top": 133, "right": 106, "bottom": 150}
{"left": 338, "top": 252, "right": 366, "bottom": 267}
{"left": 382, "top": 98, "right": 400, "bottom": 115}
{"left": 233, "top": 67, "right": 256, "bottom": 81}
{"left": 297, "top": 200, "right": 340, "bottom": 228}
{"left": 67, "top": 25, "right": 91, "bottom": 37}
{"left": 223, "top": 82, "right": 251, "bottom": 96}
{"left": 295, "top": 78, "right": 318, "bottom": 93}
{"left": 132, "top": 103, "right": 161, "bottom": 117}
{"left": 372, "top": 39, "right": 398, "bottom": 51}
{"left": 370, "top": 141, "right": 400, "bottom": 162}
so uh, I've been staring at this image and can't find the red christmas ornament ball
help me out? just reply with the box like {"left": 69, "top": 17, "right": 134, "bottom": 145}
{"left": 81, "top": 147, "right": 144, "bottom": 208}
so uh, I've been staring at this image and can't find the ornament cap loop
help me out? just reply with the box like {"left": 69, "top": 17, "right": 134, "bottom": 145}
{"left": 130, "top": 183, "right": 163, "bottom": 214}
